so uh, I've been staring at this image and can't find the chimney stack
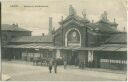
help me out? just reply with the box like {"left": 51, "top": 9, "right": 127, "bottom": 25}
{"left": 114, "top": 18, "right": 116, "bottom": 23}
{"left": 69, "top": 5, "right": 76, "bottom": 16}
{"left": 92, "top": 20, "right": 94, "bottom": 23}
{"left": 49, "top": 17, "right": 52, "bottom": 35}
{"left": 42, "top": 33, "right": 45, "bottom": 36}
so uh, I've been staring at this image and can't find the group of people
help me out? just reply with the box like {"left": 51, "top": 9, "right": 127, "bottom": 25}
{"left": 48, "top": 58, "right": 58, "bottom": 73}
{"left": 48, "top": 58, "right": 67, "bottom": 73}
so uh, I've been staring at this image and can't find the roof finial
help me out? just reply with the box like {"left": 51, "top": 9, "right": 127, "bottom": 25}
{"left": 61, "top": 16, "right": 63, "bottom": 21}
{"left": 101, "top": 11, "right": 108, "bottom": 21}
{"left": 123, "top": 26, "right": 126, "bottom": 32}
{"left": 82, "top": 9, "right": 86, "bottom": 19}
{"left": 16, "top": 23, "right": 18, "bottom": 27}
{"left": 92, "top": 20, "right": 94, "bottom": 23}
{"left": 48, "top": 17, "right": 53, "bottom": 35}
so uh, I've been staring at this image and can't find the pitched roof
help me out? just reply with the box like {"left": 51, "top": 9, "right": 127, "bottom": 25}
{"left": 105, "top": 32, "right": 127, "bottom": 44}
{"left": 10, "top": 35, "right": 53, "bottom": 43}
{"left": 2, "top": 24, "right": 31, "bottom": 32}
{"left": 87, "top": 22, "right": 118, "bottom": 33}
{"left": 99, "top": 41, "right": 127, "bottom": 51}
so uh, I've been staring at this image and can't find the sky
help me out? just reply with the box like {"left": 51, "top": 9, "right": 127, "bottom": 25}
{"left": 2, "top": 0, "right": 127, "bottom": 36}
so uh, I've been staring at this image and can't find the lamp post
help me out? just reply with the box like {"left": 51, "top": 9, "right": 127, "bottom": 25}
{"left": 52, "top": 29, "right": 55, "bottom": 46}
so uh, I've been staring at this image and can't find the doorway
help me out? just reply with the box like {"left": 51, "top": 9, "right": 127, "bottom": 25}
{"left": 70, "top": 51, "right": 79, "bottom": 65}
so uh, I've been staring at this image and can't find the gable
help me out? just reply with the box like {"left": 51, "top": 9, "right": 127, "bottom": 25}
{"left": 55, "top": 15, "right": 89, "bottom": 35}
{"left": 59, "top": 15, "right": 89, "bottom": 26}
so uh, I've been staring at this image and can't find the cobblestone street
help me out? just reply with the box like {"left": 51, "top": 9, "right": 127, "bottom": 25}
{"left": 2, "top": 61, "right": 127, "bottom": 81}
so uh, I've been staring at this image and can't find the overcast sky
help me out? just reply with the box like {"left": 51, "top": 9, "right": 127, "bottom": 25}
{"left": 2, "top": 0, "right": 127, "bottom": 36}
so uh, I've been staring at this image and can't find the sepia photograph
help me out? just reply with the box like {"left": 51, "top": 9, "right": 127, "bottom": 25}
{"left": 1, "top": 0, "right": 127, "bottom": 81}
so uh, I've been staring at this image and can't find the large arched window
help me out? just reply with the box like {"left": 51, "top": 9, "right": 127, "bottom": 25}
{"left": 65, "top": 28, "right": 81, "bottom": 47}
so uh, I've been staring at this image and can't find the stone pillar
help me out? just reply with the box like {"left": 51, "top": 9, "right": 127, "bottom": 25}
{"left": 26, "top": 49, "right": 29, "bottom": 61}
{"left": 62, "top": 50, "right": 68, "bottom": 66}
{"left": 88, "top": 50, "right": 94, "bottom": 67}
{"left": 56, "top": 49, "right": 62, "bottom": 59}
{"left": 93, "top": 52, "right": 100, "bottom": 68}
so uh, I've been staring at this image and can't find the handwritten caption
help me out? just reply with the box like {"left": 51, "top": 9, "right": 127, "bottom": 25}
{"left": 10, "top": 5, "right": 48, "bottom": 8}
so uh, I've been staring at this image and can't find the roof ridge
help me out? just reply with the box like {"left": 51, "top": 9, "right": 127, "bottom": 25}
{"left": 2, "top": 24, "right": 31, "bottom": 32}
{"left": 10, "top": 35, "right": 53, "bottom": 43}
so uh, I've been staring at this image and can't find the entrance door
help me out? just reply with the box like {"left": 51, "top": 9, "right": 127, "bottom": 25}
{"left": 70, "top": 51, "right": 78, "bottom": 65}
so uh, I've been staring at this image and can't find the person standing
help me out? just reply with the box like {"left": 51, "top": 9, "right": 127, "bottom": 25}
{"left": 48, "top": 58, "right": 53, "bottom": 73}
{"left": 53, "top": 58, "right": 58, "bottom": 73}
{"left": 64, "top": 60, "right": 67, "bottom": 69}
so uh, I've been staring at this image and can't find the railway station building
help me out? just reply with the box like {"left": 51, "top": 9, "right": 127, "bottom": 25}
{"left": 2, "top": 5, "right": 127, "bottom": 70}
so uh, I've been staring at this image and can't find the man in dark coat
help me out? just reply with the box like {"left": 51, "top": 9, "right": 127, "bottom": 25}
{"left": 64, "top": 60, "right": 67, "bottom": 69}
{"left": 53, "top": 58, "right": 58, "bottom": 73}
{"left": 48, "top": 59, "right": 53, "bottom": 73}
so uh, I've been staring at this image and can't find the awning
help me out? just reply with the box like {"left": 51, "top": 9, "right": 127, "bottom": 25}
{"left": 60, "top": 47, "right": 127, "bottom": 51}
{"left": 3, "top": 44, "right": 127, "bottom": 51}
{"left": 3, "top": 43, "right": 55, "bottom": 49}
{"left": 3, "top": 45, "right": 20, "bottom": 48}
{"left": 98, "top": 47, "right": 120, "bottom": 51}
{"left": 78, "top": 47, "right": 104, "bottom": 51}
{"left": 61, "top": 46, "right": 81, "bottom": 50}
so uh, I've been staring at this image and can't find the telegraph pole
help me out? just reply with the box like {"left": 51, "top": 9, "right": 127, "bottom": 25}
{"left": 82, "top": 9, "right": 88, "bottom": 47}
{"left": 61, "top": 16, "right": 65, "bottom": 64}
{"left": 53, "top": 28, "right": 55, "bottom": 46}
{"left": 85, "top": 24, "right": 88, "bottom": 47}
{"left": 61, "top": 16, "right": 63, "bottom": 46}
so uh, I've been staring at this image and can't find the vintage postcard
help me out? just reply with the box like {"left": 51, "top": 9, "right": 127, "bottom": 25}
{"left": 1, "top": 0, "right": 127, "bottom": 81}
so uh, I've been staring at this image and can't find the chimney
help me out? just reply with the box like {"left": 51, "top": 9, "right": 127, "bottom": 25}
{"left": 69, "top": 5, "right": 76, "bottom": 16}
{"left": 42, "top": 33, "right": 45, "bottom": 36}
{"left": 49, "top": 17, "right": 52, "bottom": 35}
{"left": 92, "top": 20, "right": 94, "bottom": 23}
{"left": 114, "top": 18, "right": 116, "bottom": 23}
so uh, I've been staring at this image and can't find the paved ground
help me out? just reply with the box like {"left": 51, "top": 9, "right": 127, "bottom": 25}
{"left": 2, "top": 61, "right": 127, "bottom": 81}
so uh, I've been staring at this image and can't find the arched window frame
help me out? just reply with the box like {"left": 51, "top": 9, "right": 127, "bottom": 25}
{"left": 65, "top": 28, "right": 81, "bottom": 47}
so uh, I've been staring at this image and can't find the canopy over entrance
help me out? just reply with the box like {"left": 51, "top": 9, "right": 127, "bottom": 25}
{"left": 3, "top": 44, "right": 126, "bottom": 52}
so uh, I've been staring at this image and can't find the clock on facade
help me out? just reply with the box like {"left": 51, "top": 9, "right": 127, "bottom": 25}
{"left": 72, "top": 31, "right": 77, "bottom": 37}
